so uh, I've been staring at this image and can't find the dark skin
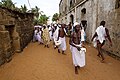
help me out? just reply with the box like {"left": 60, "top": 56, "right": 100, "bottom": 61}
{"left": 91, "top": 24, "right": 112, "bottom": 63}
{"left": 57, "top": 24, "right": 66, "bottom": 54}
{"left": 69, "top": 25, "right": 84, "bottom": 74}
{"left": 58, "top": 24, "right": 66, "bottom": 38}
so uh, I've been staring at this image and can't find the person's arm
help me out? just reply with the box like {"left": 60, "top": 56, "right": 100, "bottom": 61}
{"left": 64, "top": 28, "right": 67, "bottom": 36}
{"left": 105, "top": 28, "right": 112, "bottom": 46}
{"left": 41, "top": 31, "right": 43, "bottom": 38}
{"left": 91, "top": 32, "right": 97, "bottom": 41}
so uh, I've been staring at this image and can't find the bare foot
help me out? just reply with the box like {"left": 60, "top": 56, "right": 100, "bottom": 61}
{"left": 75, "top": 67, "right": 78, "bottom": 74}
{"left": 44, "top": 45, "right": 46, "bottom": 48}
{"left": 77, "top": 66, "right": 80, "bottom": 69}
{"left": 47, "top": 45, "right": 49, "bottom": 48}
{"left": 62, "top": 51, "right": 66, "bottom": 55}
{"left": 101, "top": 59, "right": 105, "bottom": 63}
{"left": 58, "top": 49, "right": 60, "bottom": 53}
{"left": 97, "top": 54, "right": 101, "bottom": 58}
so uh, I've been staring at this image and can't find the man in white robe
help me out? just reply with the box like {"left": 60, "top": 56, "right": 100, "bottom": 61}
{"left": 53, "top": 24, "right": 59, "bottom": 49}
{"left": 57, "top": 24, "right": 66, "bottom": 54}
{"left": 69, "top": 22, "right": 86, "bottom": 74}
{"left": 36, "top": 28, "right": 43, "bottom": 44}
{"left": 33, "top": 27, "right": 38, "bottom": 42}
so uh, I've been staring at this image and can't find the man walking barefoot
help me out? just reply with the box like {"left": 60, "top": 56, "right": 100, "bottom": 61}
{"left": 91, "top": 21, "right": 112, "bottom": 63}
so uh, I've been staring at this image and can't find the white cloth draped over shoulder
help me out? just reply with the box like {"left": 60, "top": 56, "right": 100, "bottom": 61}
{"left": 96, "top": 26, "right": 106, "bottom": 43}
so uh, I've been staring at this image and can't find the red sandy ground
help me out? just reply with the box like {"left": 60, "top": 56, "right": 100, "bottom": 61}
{"left": 0, "top": 38, "right": 120, "bottom": 80}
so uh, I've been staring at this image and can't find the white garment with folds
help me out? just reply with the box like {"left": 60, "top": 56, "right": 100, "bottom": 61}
{"left": 81, "top": 29, "right": 86, "bottom": 42}
{"left": 71, "top": 44, "right": 86, "bottom": 67}
{"left": 36, "top": 31, "right": 43, "bottom": 43}
{"left": 33, "top": 30, "right": 37, "bottom": 41}
{"left": 53, "top": 27, "right": 59, "bottom": 42}
{"left": 96, "top": 26, "right": 106, "bottom": 43}
{"left": 58, "top": 37, "right": 66, "bottom": 51}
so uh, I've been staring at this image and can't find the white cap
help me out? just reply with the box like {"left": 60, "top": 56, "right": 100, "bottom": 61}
{"left": 54, "top": 24, "right": 57, "bottom": 26}
{"left": 34, "top": 26, "right": 38, "bottom": 28}
{"left": 53, "top": 21, "right": 56, "bottom": 24}
{"left": 59, "top": 25, "right": 61, "bottom": 28}
{"left": 74, "top": 22, "right": 79, "bottom": 27}
{"left": 43, "top": 24, "right": 46, "bottom": 26}
{"left": 38, "top": 26, "right": 42, "bottom": 28}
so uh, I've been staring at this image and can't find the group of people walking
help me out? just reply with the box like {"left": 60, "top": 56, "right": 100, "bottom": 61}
{"left": 32, "top": 20, "right": 112, "bottom": 74}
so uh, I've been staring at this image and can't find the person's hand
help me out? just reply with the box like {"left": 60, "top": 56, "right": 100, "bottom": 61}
{"left": 76, "top": 46, "right": 81, "bottom": 51}
{"left": 82, "top": 44, "right": 86, "bottom": 48}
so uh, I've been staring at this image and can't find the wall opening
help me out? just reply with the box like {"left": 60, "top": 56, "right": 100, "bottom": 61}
{"left": 70, "top": 14, "right": 74, "bottom": 25}
{"left": 115, "top": 0, "right": 120, "bottom": 9}
{"left": 5, "top": 25, "right": 15, "bottom": 53}
{"left": 81, "top": 20, "right": 87, "bottom": 31}
{"left": 81, "top": 8, "right": 87, "bottom": 25}
{"left": 81, "top": 8, "right": 86, "bottom": 14}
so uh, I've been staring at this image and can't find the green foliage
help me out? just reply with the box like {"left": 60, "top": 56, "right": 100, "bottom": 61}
{"left": 52, "top": 13, "right": 59, "bottom": 21}
{"left": 0, "top": 0, "right": 16, "bottom": 10}
{"left": 20, "top": 4, "right": 27, "bottom": 13}
{"left": 0, "top": 0, "right": 49, "bottom": 25}
{"left": 39, "top": 14, "right": 49, "bottom": 24}
{"left": 28, "top": 6, "right": 43, "bottom": 19}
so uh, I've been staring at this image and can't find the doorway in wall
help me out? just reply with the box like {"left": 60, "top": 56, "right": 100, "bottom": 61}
{"left": 70, "top": 14, "right": 74, "bottom": 25}
{"left": 5, "top": 25, "right": 15, "bottom": 53}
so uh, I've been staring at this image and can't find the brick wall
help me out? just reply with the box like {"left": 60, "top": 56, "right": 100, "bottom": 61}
{"left": 0, "top": 7, "right": 34, "bottom": 65}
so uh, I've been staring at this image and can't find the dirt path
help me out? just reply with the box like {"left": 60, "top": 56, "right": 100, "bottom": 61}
{"left": 0, "top": 38, "right": 120, "bottom": 80}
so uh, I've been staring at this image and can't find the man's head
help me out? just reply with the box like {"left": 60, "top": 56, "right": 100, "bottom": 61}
{"left": 100, "top": 21, "right": 106, "bottom": 27}
{"left": 74, "top": 22, "right": 80, "bottom": 32}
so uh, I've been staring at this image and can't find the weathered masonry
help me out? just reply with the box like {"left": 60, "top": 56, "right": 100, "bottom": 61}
{"left": 59, "top": 0, "right": 120, "bottom": 58}
{"left": 0, "top": 6, "right": 34, "bottom": 65}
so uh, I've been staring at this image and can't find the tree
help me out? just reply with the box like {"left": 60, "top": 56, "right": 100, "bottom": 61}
{"left": 20, "top": 4, "right": 27, "bottom": 13}
{"left": 28, "top": 6, "right": 43, "bottom": 19}
{"left": 52, "top": 13, "right": 59, "bottom": 22}
{"left": 0, "top": 0, "right": 16, "bottom": 10}
{"left": 39, "top": 14, "right": 49, "bottom": 24}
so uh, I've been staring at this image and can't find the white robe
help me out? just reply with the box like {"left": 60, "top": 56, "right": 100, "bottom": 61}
{"left": 36, "top": 31, "right": 43, "bottom": 43}
{"left": 33, "top": 30, "right": 37, "bottom": 41}
{"left": 58, "top": 37, "right": 66, "bottom": 51}
{"left": 81, "top": 29, "right": 86, "bottom": 42}
{"left": 71, "top": 44, "right": 86, "bottom": 67}
{"left": 96, "top": 26, "right": 106, "bottom": 43}
{"left": 53, "top": 27, "right": 59, "bottom": 42}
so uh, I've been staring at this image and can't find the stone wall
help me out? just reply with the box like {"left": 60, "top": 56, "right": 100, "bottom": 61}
{"left": 0, "top": 7, "right": 34, "bottom": 65}
{"left": 59, "top": 0, "right": 120, "bottom": 58}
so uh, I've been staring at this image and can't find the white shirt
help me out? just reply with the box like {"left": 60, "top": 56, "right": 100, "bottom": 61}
{"left": 96, "top": 26, "right": 106, "bottom": 43}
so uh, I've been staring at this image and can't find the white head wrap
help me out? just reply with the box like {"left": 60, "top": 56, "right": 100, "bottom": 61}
{"left": 54, "top": 24, "right": 57, "bottom": 26}
{"left": 74, "top": 22, "right": 79, "bottom": 27}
